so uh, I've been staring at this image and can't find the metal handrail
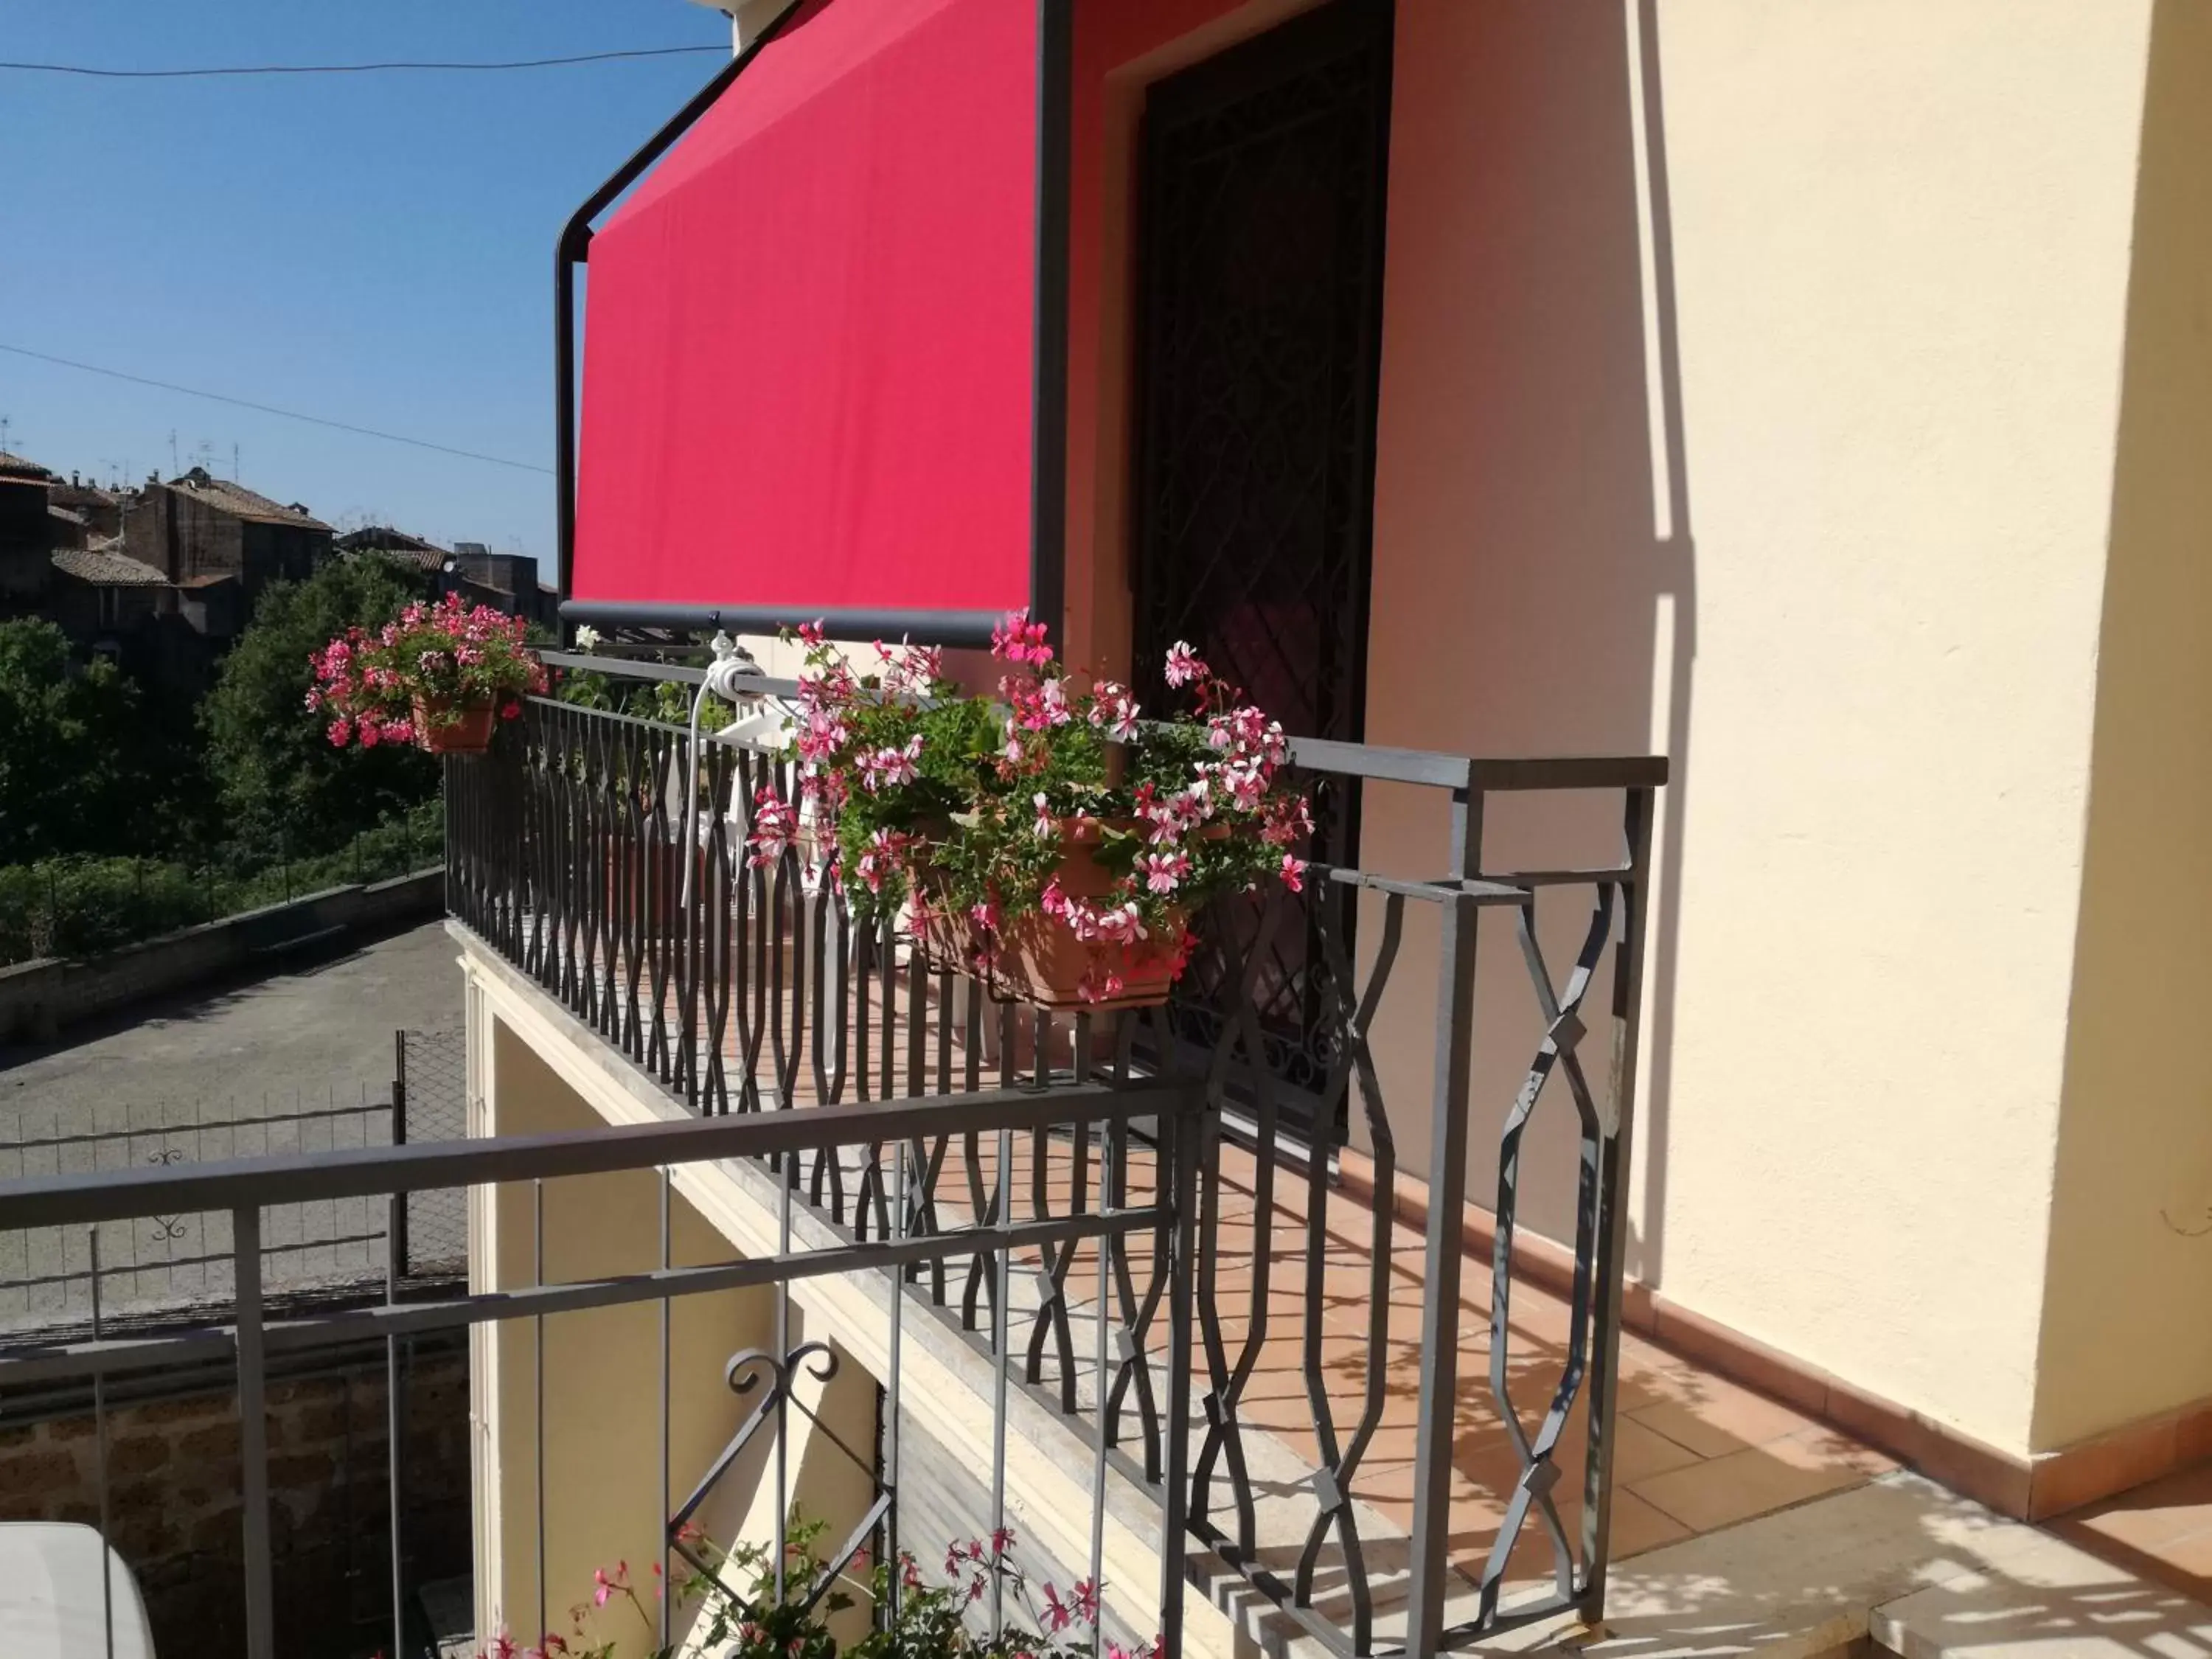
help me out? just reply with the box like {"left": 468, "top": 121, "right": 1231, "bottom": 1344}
{"left": 0, "top": 1072, "right": 1206, "bottom": 1659}
{"left": 532, "top": 650, "right": 1668, "bottom": 796}
{"left": 0, "top": 1082, "right": 1169, "bottom": 1229}
{"left": 442, "top": 686, "right": 1667, "bottom": 1657}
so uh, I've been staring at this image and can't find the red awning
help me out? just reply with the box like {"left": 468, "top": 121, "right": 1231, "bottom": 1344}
{"left": 571, "top": 0, "right": 1043, "bottom": 640}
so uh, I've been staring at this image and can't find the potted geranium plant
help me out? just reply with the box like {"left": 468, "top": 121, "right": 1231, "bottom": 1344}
{"left": 310, "top": 593, "right": 546, "bottom": 756}
{"left": 748, "top": 612, "right": 1310, "bottom": 1010}
{"left": 492, "top": 1522, "right": 1156, "bottom": 1659}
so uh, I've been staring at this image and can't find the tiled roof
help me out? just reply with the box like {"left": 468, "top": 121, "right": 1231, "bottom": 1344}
{"left": 48, "top": 504, "right": 86, "bottom": 526}
{"left": 167, "top": 468, "right": 330, "bottom": 530}
{"left": 335, "top": 525, "right": 441, "bottom": 552}
{"left": 50, "top": 546, "right": 169, "bottom": 587}
{"left": 0, "top": 450, "right": 52, "bottom": 482}
{"left": 335, "top": 526, "right": 451, "bottom": 572}
{"left": 49, "top": 479, "right": 119, "bottom": 510}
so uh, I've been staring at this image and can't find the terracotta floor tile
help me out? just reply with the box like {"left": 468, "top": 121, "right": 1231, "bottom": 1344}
{"left": 2059, "top": 1513, "right": 2212, "bottom": 1587}
{"left": 1609, "top": 1488, "right": 1694, "bottom": 1559}
{"left": 1628, "top": 1434, "right": 1879, "bottom": 1534}
{"left": 1612, "top": 1357, "right": 1708, "bottom": 1414}
{"left": 1601, "top": 1416, "right": 1708, "bottom": 1484}
{"left": 795, "top": 1086, "right": 1899, "bottom": 1574}
{"left": 1627, "top": 1384, "right": 1823, "bottom": 1460}
{"left": 1775, "top": 1424, "right": 1898, "bottom": 1479}
{"left": 2051, "top": 1464, "right": 2212, "bottom": 1600}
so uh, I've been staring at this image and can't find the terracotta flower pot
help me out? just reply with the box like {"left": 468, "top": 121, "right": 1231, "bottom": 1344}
{"left": 411, "top": 695, "right": 496, "bottom": 756}
{"left": 911, "top": 818, "right": 1193, "bottom": 1012}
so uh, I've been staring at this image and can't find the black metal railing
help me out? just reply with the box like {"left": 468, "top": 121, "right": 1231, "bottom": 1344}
{"left": 442, "top": 676, "right": 1663, "bottom": 1658}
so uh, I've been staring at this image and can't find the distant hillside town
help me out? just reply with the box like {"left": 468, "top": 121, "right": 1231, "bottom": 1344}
{"left": 0, "top": 447, "right": 555, "bottom": 698}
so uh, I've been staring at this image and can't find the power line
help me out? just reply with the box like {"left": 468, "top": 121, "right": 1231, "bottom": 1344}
{"left": 0, "top": 343, "right": 551, "bottom": 476}
{"left": 0, "top": 44, "right": 726, "bottom": 80}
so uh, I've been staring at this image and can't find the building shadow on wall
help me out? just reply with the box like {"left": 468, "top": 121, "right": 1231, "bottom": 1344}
{"left": 2030, "top": 0, "right": 2212, "bottom": 1445}
{"left": 1357, "top": 0, "right": 1696, "bottom": 1281}
{"left": 1630, "top": 0, "right": 1697, "bottom": 1287}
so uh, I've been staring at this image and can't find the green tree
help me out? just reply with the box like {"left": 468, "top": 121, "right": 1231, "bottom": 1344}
{"left": 201, "top": 554, "right": 438, "bottom": 863}
{"left": 0, "top": 619, "right": 161, "bottom": 864}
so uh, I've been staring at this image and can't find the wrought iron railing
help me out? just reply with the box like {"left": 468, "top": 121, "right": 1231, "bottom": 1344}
{"left": 0, "top": 1080, "right": 1203, "bottom": 1659}
{"left": 442, "top": 675, "right": 1663, "bottom": 1658}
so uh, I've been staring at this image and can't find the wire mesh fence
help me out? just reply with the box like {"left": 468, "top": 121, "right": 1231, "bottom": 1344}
{"left": 394, "top": 1026, "right": 467, "bottom": 1274}
{"left": 0, "top": 1028, "right": 467, "bottom": 1333}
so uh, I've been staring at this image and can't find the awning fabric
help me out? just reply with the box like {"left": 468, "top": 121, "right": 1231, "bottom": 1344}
{"left": 571, "top": 0, "right": 1040, "bottom": 634}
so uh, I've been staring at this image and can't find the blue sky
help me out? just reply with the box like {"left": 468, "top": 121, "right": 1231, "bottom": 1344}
{"left": 0, "top": 1, "right": 733, "bottom": 563}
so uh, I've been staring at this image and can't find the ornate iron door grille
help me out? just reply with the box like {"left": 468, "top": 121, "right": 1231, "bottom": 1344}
{"left": 1130, "top": 0, "right": 1394, "bottom": 1135}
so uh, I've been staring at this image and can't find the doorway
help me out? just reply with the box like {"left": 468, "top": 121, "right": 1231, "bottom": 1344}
{"left": 1129, "top": 0, "right": 1394, "bottom": 1131}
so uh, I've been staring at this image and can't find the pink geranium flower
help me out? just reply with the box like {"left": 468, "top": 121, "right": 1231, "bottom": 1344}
{"left": 1164, "top": 640, "right": 1207, "bottom": 687}
{"left": 1143, "top": 852, "right": 1189, "bottom": 894}
{"left": 1077, "top": 966, "right": 1127, "bottom": 1005}
{"left": 991, "top": 608, "right": 1054, "bottom": 667}
{"left": 747, "top": 788, "right": 799, "bottom": 867}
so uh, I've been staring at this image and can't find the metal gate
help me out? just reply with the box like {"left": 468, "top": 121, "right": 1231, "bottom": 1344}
{"left": 1130, "top": 0, "right": 1395, "bottom": 1133}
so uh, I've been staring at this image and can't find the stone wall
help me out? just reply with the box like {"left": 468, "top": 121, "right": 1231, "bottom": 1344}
{"left": 0, "top": 1339, "right": 471, "bottom": 1659}
{"left": 0, "top": 867, "right": 445, "bottom": 1044}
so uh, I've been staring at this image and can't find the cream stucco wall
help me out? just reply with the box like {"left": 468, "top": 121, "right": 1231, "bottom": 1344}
{"left": 1354, "top": 0, "right": 2160, "bottom": 1459}
{"left": 1053, "top": 0, "right": 2183, "bottom": 1461}
{"left": 2031, "top": 0, "right": 2212, "bottom": 1452}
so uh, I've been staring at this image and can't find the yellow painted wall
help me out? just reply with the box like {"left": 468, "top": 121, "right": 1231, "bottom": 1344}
{"left": 476, "top": 1016, "right": 784, "bottom": 1648}
{"left": 2033, "top": 0, "right": 2212, "bottom": 1451}
{"left": 452, "top": 899, "right": 1276, "bottom": 1657}
{"left": 1354, "top": 0, "right": 2155, "bottom": 1458}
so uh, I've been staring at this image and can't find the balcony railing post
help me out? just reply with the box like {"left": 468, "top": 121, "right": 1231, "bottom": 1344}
{"left": 886, "top": 1138, "right": 906, "bottom": 1624}
{"left": 1403, "top": 787, "right": 1484, "bottom": 1659}
{"left": 234, "top": 1204, "right": 276, "bottom": 1659}
{"left": 392, "top": 1030, "right": 411, "bottom": 1279}
{"left": 91, "top": 1228, "right": 114, "bottom": 1659}
{"left": 388, "top": 1188, "right": 408, "bottom": 1659}
{"left": 1159, "top": 1081, "right": 1201, "bottom": 1659}
{"left": 990, "top": 1122, "right": 1013, "bottom": 1644}
{"left": 534, "top": 1178, "right": 548, "bottom": 1645}
{"left": 658, "top": 1166, "right": 673, "bottom": 1649}
{"left": 1579, "top": 785, "right": 1658, "bottom": 1624}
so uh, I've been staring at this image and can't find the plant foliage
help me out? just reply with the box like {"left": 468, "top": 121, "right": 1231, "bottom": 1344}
{"left": 750, "top": 613, "right": 1310, "bottom": 1004}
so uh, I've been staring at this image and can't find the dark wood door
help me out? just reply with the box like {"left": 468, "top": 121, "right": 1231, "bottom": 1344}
{"left": 1130, "top": 0, "right": 1393, "bottom": 1132}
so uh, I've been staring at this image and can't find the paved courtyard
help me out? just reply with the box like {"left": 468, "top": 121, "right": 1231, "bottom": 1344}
{"left": 0, "top": 922, "right": 465, "bottom": 1329}
{"left": 0, "top": 920, "right": 462, "bottom": 1139}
